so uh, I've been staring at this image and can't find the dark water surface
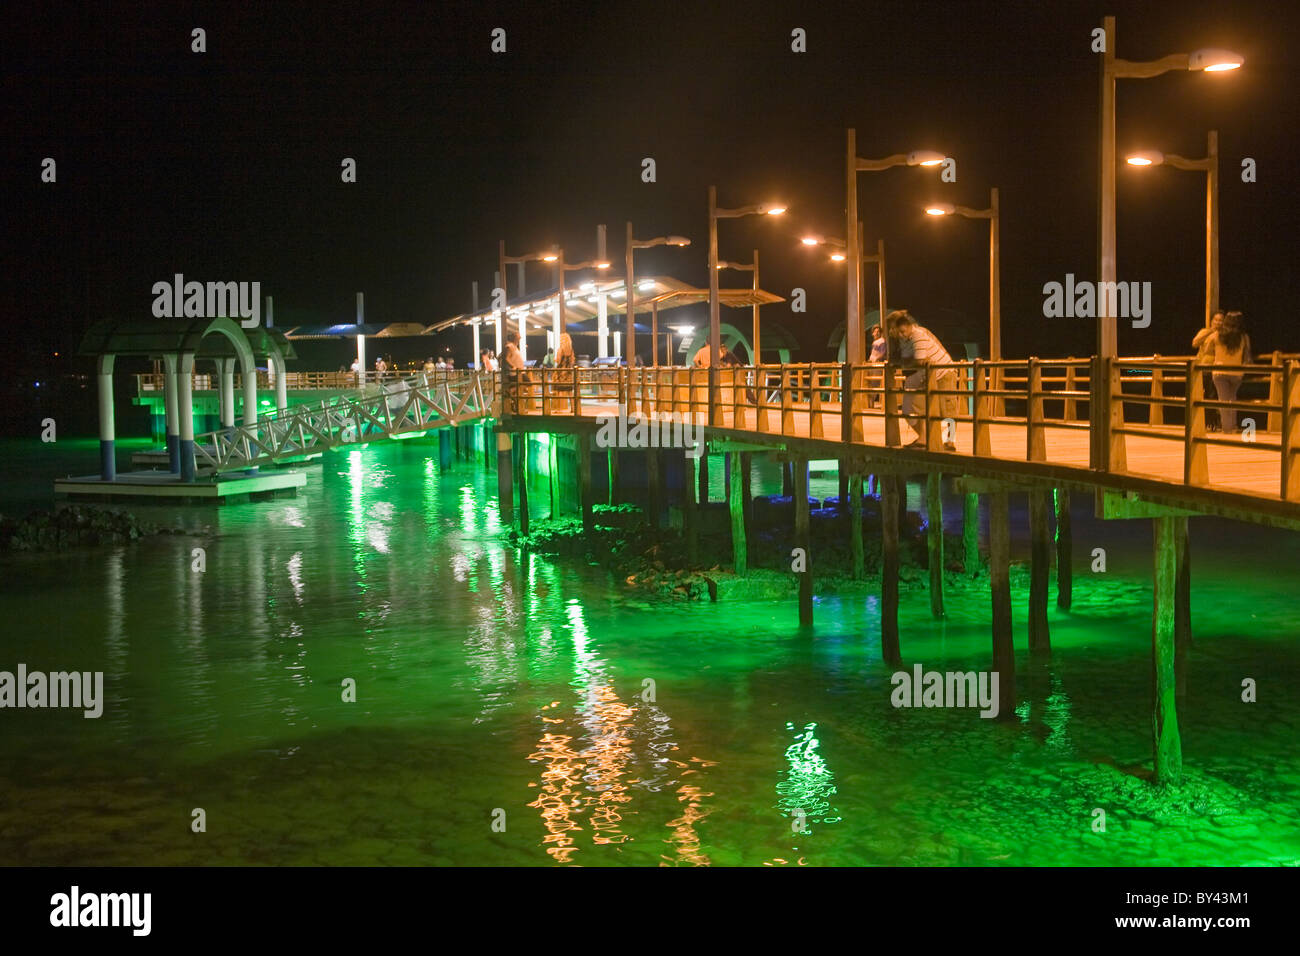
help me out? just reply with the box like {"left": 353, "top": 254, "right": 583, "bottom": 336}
{"left": 0, "top": 437, "right": 1297, "bottom": 866}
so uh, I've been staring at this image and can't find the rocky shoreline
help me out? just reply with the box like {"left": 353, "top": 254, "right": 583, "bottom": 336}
{"left": 0, "top": 506, "right": 183, "bottom": 552}
{"left": 510, "top": 500, "right": 983, "bottom": 602}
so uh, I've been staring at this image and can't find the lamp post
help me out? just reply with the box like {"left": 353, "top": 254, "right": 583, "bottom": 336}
{"left": 715, "top": 252, "right": 760, "bottom": 362}
{"left": 925, "top": 187, "right": 1001, "bottom": 364}
{"left": 709, "top": 188, "right": 784, "bottom": 424}
{"left": 1094, "top": 17, "right": 1241, "bottom": 472}
{"left": 502, "top": 243, "right": 560, "bottom": 364}
{"left": 1097, "top": 18, "right": 1240, "bottom": 357}
{"left": 801, "top": 227, "right": 888, "bottom": 356}
{"left": 557, "top": 249, "right": 611, "bottom": 343}
{"left": 1126, "top": 130, "right": 1220, "bottom": 327}
{"left": 625, "top": 224, "right": 690, "bottom": 366}
{"left": 846, "top": 132, "right": 947, "bottom": 364}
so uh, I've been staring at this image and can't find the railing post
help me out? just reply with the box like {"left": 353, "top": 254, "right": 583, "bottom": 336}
{"left": 809, "top": 364, "right": 824, "bottom": 438}
{"left": 840, "top": 363, "right": 852, "bottom": 444}
{"left": 972, "top": 359, "right": 991, "bottom": 457}
{"left": 1282, "top": 361, "right": 1300, "bottom": 501}
{"left": 884, "top": 365, "right": 901, "bottom": 447}
{"left": 925, "top": 364, "right": 942, "bottom": 451}
{"left": 1184, "top": 358, "right": 1208, "bottom": 486}
{"left": 781, "top": 365, "right": 793, "bottom": 437}
{"left": 1027, "top": 357, "right": 1045, "bottom": 461}
{"left": 1267, "top": 351, "right": 1283, "bottom": 433}
{"left": 1150, "top": 360, "right": 1165, "bottom": 427}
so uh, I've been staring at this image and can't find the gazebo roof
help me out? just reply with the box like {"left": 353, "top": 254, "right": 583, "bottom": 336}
{"left": 79, "top": 316, "right": 296, "bottom": 360}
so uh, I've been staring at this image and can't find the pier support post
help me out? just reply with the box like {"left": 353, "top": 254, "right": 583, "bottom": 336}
{"left": 698, "top": 452, "right": 709, "bottom": 504}
{"left": 684, "top": 452, "right": 699, "bottom": 566}
{"left": 513, "top": 434, "right": 529, "bottom": 535}
{"left": 1174, "top": 516, "right": 1191, "bottom": 699}
{"left": 989, "top": 492, "right": 1015, "bottom": 718}
{"left": 724, "top": 452, "right": 731, "bottom": 502}
{"left": 439, "top": 430, "right": 452, "bottom": 470}
{"left": 219, "top": 359, "right": 236, "bottom": 428}
{"left": 483, "top": 421, "right": 492, "bottom": 471}
{"left": 794, "top": 457, "right": 812, "bottom": 626}
{"left": 782, "top": 461, "right": 793, "bottom": 496}
{"left": 730, "top": 453, "right": 746, "bottom": 576}
{"left": 607, "top": 446, "right": 620, "bottom": 505}
{"left": 1152, "top": 515, "right": 1184, "bottom": 784}
{"left": 741, "top": 452, "right": 753, "bottom": 564}
{"left": 926, "top": 472, "right": 944, "bottom": 618}
{"left": 579, "top": 435, "right": 593, "bottom": 534}
{"left": 963, "top": 492, "right": 980, "bottom": 576}
{"left": 849, "top": 473, "right": 864, "bottom": 579}
{"left": 647, "top": 449, "right": 663, "bottom": 529}
{"left": 1055, "top": 487, "right": 1072, "bottom": 609}
{"left": 497, "top": 432, "right": 514, "bottom": 525}
{"left": 881, "top": 474, "right": 902, "bottom": 666}
{"left": 1029, "top": 488, "right": 1052, "bottom": 656}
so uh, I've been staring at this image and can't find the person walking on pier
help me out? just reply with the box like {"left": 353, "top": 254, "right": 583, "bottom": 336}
{"left": 886, "top": 310, "right": 959, "bottom": 450}
{"left": 554, "top": 332, "right": 577, "bottom": 412}
{"left": 868, "top": 323, "right": 887, "bottom": 408}
{"left": 1204, "top": 310, "right": 1253, "bottom": 434}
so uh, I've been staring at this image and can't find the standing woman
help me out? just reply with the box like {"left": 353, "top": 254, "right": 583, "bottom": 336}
{"left": 554, "top": 332, "right": 577, "bottom": 412}
{"left": 1209, "top": 310, "right": 1252, "bottom": 433}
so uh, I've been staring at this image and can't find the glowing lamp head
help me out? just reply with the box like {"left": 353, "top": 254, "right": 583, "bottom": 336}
{"left": 595, "top": 261, "right": 611, "bottom": 269}
{"left": 829, "top": 252, "right": 847, "bottom": 262}
{"left": 542, "top": 254, "right": 558, "bottom": 263}
{"left": 668, "top": 236, "right": 691, "bottom": 246}
{"left": 1126, "top": 150, "right": 1164, "bottom": 167}
{"left": 925, "top": 203, "right": 955, "bottom": 216}
{"left": 1189, "top": 48, "right": 1244, "bottom": 71}
{"left": 907, "top": 150, "right": 947, "bottom": 167}
{"left": 801, "top": 235, "right": 823, "bottom": 246}
{"left": 759, "top": 204, "right": 787, "bottom": 215}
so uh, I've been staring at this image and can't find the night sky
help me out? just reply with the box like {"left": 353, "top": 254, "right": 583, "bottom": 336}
{"left": 4, "top": 0, "right": 1298, "bottom": 386}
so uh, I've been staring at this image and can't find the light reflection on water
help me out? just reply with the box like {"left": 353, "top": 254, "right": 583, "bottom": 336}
{"left": 0, "top": 438, "right": 1297, "bottom": 866}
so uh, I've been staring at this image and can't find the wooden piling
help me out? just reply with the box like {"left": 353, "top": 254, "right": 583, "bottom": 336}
{"left": 647, "top": 448, "right": 662, "bottom": 530}
{"left": 578, "top": 435, "right": 593, "bottom": 534}
{"left": 782, "top": 461, "right": 794, "bottom": 496}
{"left": 849, "top": 473, "right": 864, "bottom": 580}
{"left": 513, "top": 434, "right": 529, "bottom": 535}
{"left": 1174, "top": 516, "right": 1191, "bottom": 699}
{"left": 794, "top": 458, "right": 812, "bottom": 626}
{"left": 989, "top": 492, "right": 1015, "bottom": 718}
{"left": 1029, "top": 488, "right": 1051, "bottom": 656}
{"left": 699, "top": 452, "right": 709, "bottom": 504}
{"left": 607, "top": 446, "right": 620, "bottom": 506}
{"left": 730, "top": 453, "right": 746, "bottom": 576}
{"left": 439, "top": 429, "right": 453, "bottom": 470}
{"left": 926, "top": 472, "right": 944, "bottom": 617}
{"left": 496, "top": 431, "right": 513, "bottom": 524}
{"left": 684, "top": 452, "right": 699, "bottom": 566}
{"left": 1152, "top": 515, "right": 1184, "bottom": 784}
{"left": 881, "top": 474, "right": 902, "bottom": 666}
{"left": 1055, "top": 487, "right": 1072, "bottom": 609}
{"left": 741, "top": 452, "right": 753, "bottom": 564}
{"left": 963, "top": 492, "right": 980, "bottom": 576}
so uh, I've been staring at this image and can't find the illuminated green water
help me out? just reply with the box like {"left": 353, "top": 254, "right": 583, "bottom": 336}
{"left": 0, "top": 437, "right": 1298, "bottom": 866}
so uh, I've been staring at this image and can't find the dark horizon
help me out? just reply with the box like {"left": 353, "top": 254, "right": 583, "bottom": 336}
{"left": 4, "top": 0, "right": 1298, "bottom": 380}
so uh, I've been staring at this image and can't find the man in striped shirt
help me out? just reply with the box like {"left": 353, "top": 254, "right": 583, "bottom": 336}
{"left": 886, "top": 310, "right": 959, "bottom": 450}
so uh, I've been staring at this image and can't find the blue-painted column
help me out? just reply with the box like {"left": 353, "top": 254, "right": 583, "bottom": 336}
{"left": 96, "top": 357, "right": 116, "bottom": 482}
{"left": 178, "top": 357, "right": 196, "bottom": 481}
{"left": 163, "top": 354, "right": 180, "bottom": 473}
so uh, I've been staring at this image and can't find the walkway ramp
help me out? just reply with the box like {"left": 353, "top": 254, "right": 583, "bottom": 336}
{"left": 195, "top": 371, "right": 498, "bottom": 473}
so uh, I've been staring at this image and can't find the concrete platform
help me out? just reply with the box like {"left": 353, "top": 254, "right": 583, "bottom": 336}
{"left": 129, "top": 449, "right": 322, "bottom": 468}
{"left": 54, "top": 469, "right": 307, "bottom": 503}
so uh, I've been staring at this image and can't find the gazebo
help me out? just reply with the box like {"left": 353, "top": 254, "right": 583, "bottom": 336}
{"left": 79, "top": 316, "right": 295, "bottom": 481}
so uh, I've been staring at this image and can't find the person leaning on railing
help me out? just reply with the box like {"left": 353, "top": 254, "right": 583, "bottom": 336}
{"left": 1192, "top": 312, "right": 1224, "bottom": 431}
{"left": 501, "top": 331, "right": 527, "bottom": 414}
{"left": 885, "top": 309, "right": 959, "bottom": 450}
{"left": 1203, "top": 310, "right": 1252, "bottom": 434}
{"left": 867, "top": 323, "right": 887, "bottom": 408}
{"left": 554, "top": 333, "right": 576, "bottom": 412}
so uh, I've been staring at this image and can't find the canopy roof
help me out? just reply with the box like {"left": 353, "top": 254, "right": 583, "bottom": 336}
{"left": 79, "top": 316, "right": 297, "bottom": 360}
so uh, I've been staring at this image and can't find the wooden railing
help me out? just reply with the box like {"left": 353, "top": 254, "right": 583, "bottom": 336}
{"left": 135, "top": 369, "right": 467, "bottom": 394}
{"left": 502, "top": 356, "right": 1300, "bottom": 504}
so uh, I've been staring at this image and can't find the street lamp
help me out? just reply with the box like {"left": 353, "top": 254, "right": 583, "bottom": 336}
{"left": 625, "top": 225, "right": 690, "bottom": 366}
{"left": 1094, "top": 16, "right": 1241, "bottom": 474}
{"left": 557, "top": 250, "right": 611, "bottom": 346}
{"left": 715, "top": 253, "right": 762, "bottom": 363}
{"left": 923, "top": 187, "right": 1000, "bottom": 364}
{"left": 1125, "top": 131, "right": 1220, "bottom": 327}
{"left": 1097, "top": 16, "right": 1242, "bottom": 358}
{"left": 502, "top": 242, "right": 561, "bottom": 364}
{"left": 708, "top": 188, "right": 785, "bottom": 424}
{"left": 846, "top": 131, "right": 947, "bottom": 364}
{"left": 801, "top": 228, "right": 888, "bottom": 357}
